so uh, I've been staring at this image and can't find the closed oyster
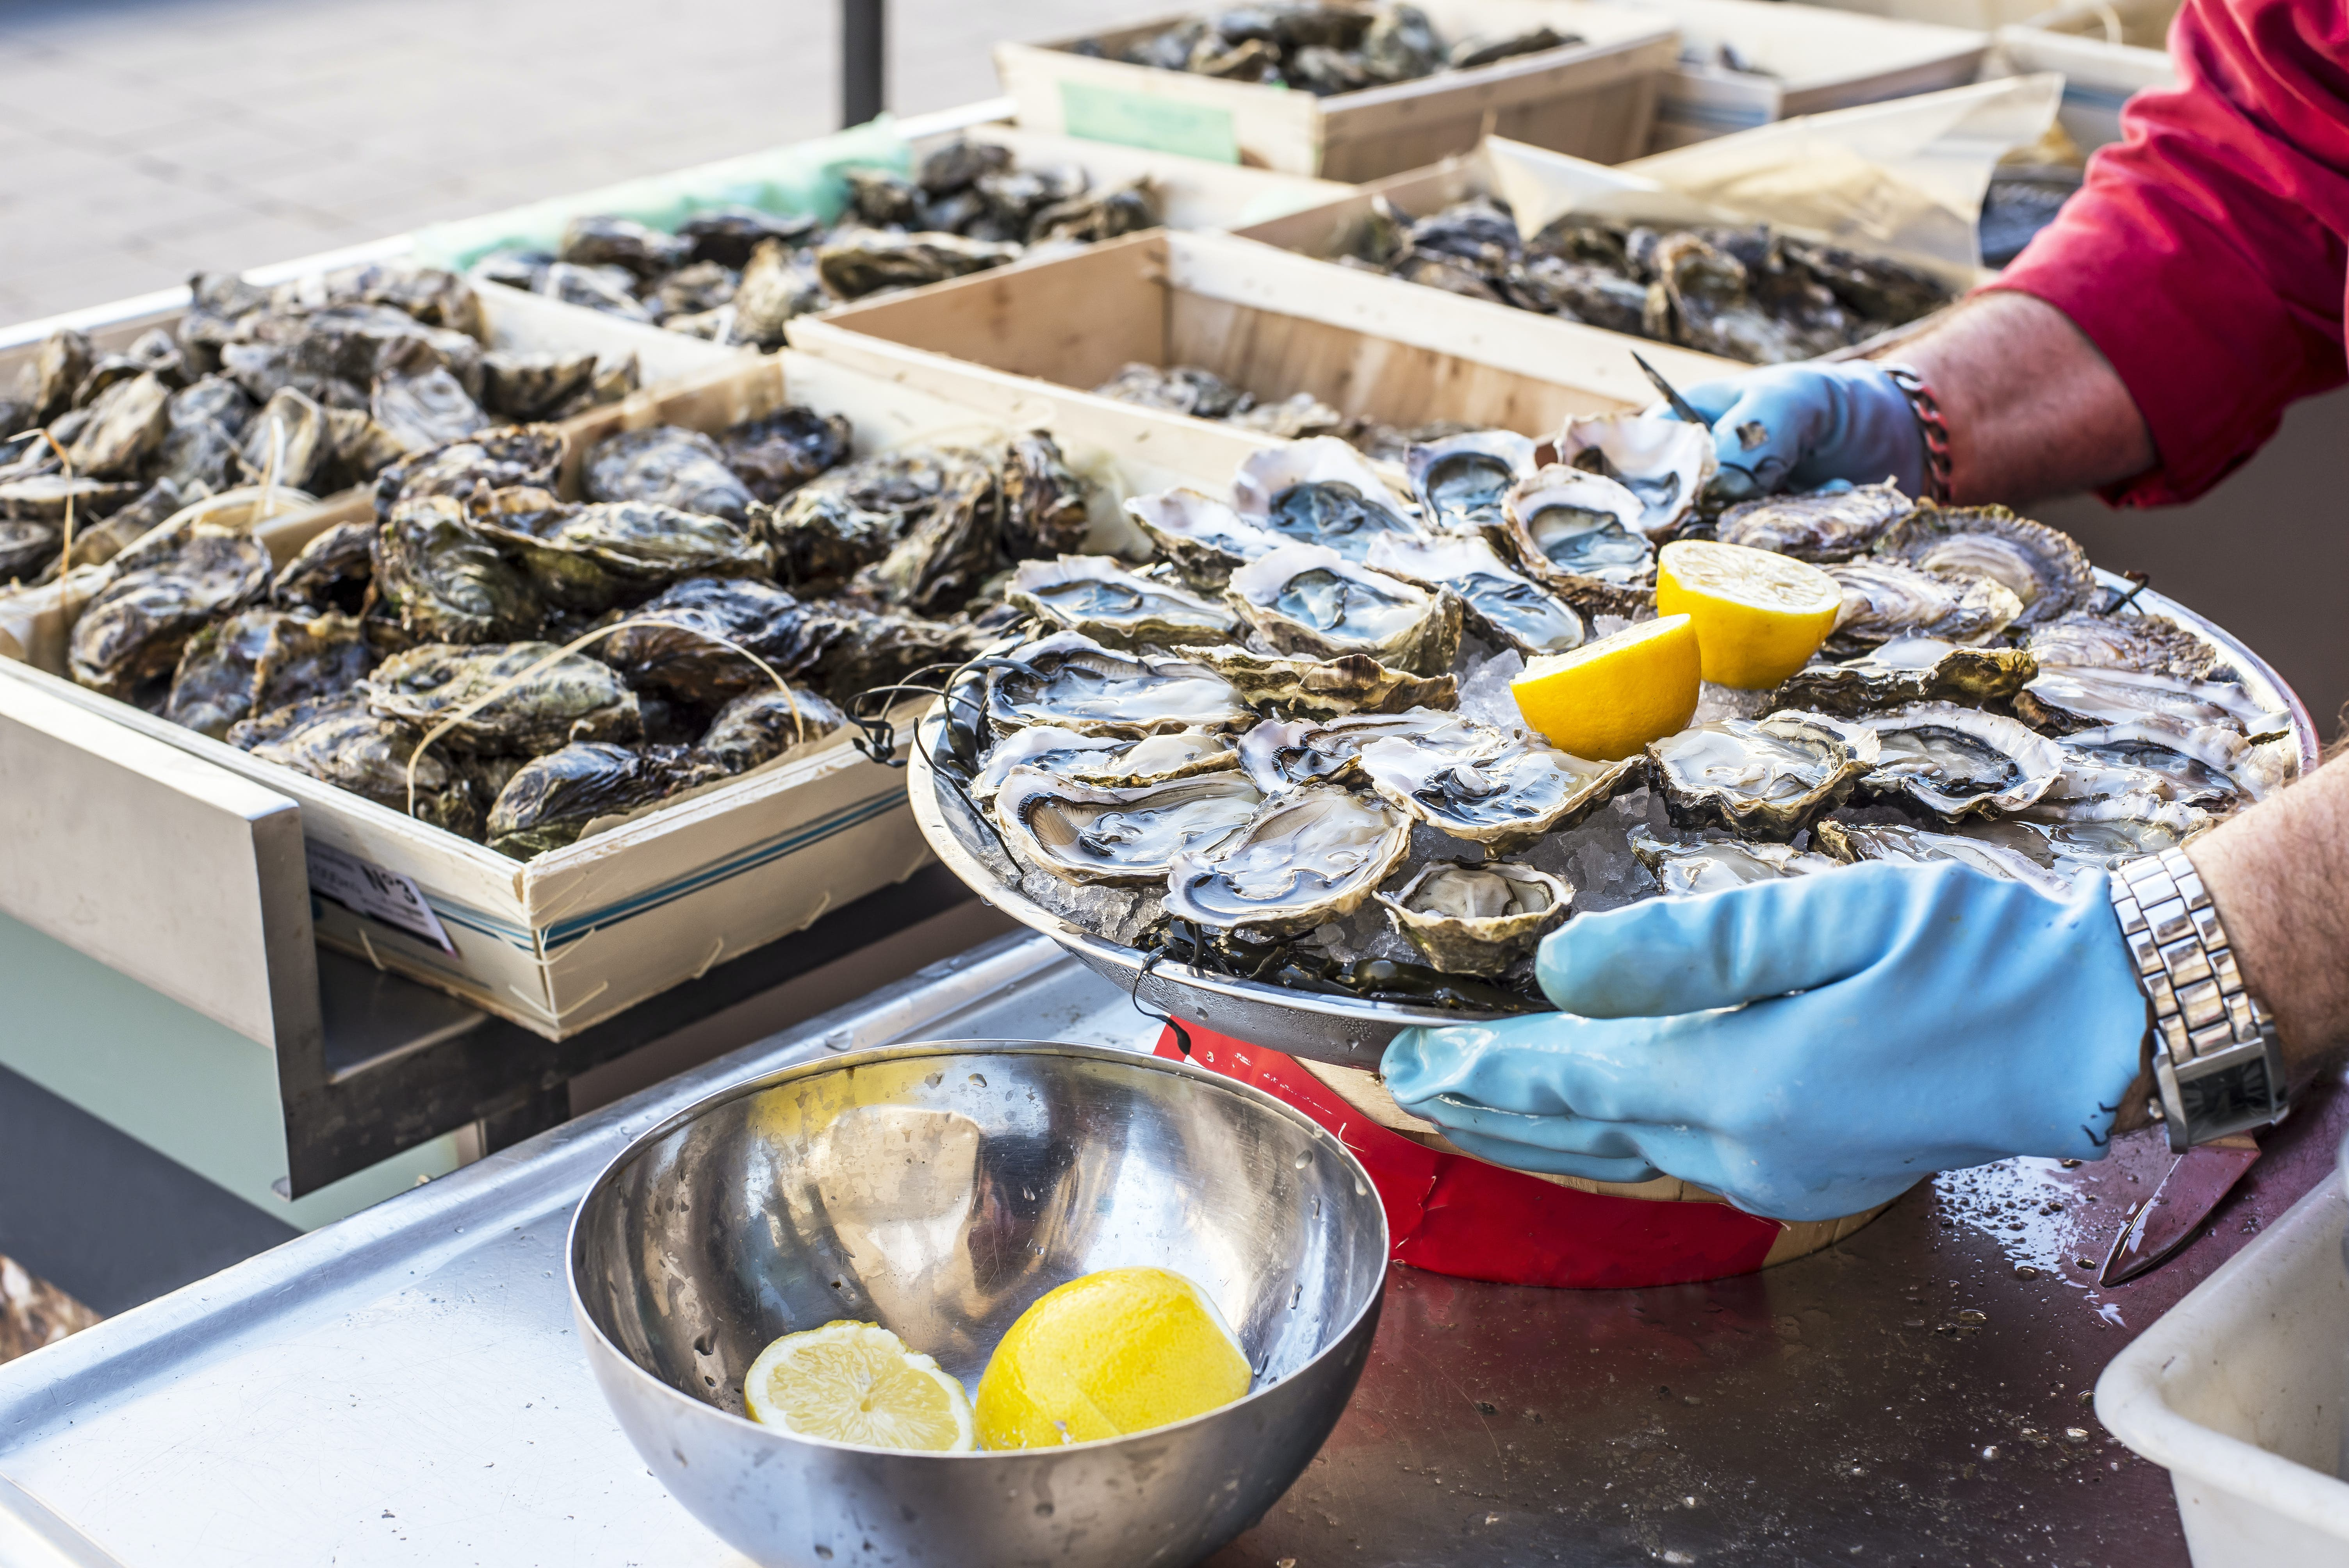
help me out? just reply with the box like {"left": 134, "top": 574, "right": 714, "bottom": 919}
{"left": 66, "top": 372, "right": 173, "bottom": 481}
{"left": 987, "top": 631, "right": 1255, "bottom": 738}
{"left": 1629, "top": 826, "right": 1836, "bottom": 895}
{"left": 0, "top": 519, "right": 59, "bottom": 581}
{"left": 600, "top": 576, "right": 968, "bottom": 707}
{"left": 854, "top": 453, "right": 1000, "bottom": 615}
{"left": 68, "top": 521, "right": 273, "bottom": 702}
{"left": 165, "top": 606, "right": 371, "bottom": 739}
{"left": 992, "top": 767, "right": 1263, "bottom": 885}
{"left": 1825, "top": 559, "right": 2021, "bottom": 652}
{"left": 1876, "top": 504, "right": 2093, "bottom": 629}
{"left": 999, "top": 432, "right": 1094, "bottom": 561}
{"left": 1124, "top": 488, "right": 1279, "bottom": 588}
{"left": 1360, "top": 730, "right": 1640, "bottom": 848}
{"left": 757, "top": 447, "right": 950, "bottom": 593}
{"left": 1851, "top": 703, "right": 2065, "bottom": 821}
{"left": 1173, "top": 644, "right": 1455, "bottom": 717}
{"left": 1813, "top": 819, "right": 2070, "bottom": 897}
{"left": 974, "top": 725, "right": 1238, "bottom": 802}
{"left": 1225, "top": 543, "right": 1460, "bottom": 674}
{"left": 472, "top": 494, "right": 766, "bottom": 607}
{"left": 1230, "top": 437, "right": 1424, "bottom": 560}
{"left": 1555, "top": 414, "right": 1712, "bottom": 539}
{"left": 1009, "top": 554, "right": 1235, "bottom": 647}
{"left": 583, "top": 426, "right": 757, "bottom": 524}
{"left": 1716, "top": 481, "right": 1911, "bottom": 562}
{"left": 2026, "top": 612, "right": 2221, "bottom": 681}
{"left": 373, "top": 494, "right": 542, "bottom": 643}
{"left": 239, "top": 691, "right": 482, "bottom": 837}
{"left": 374, "top": 426, "right": 565, "bottom": 517}
{"left": 369, "top": 338, "right": 488, "bottom": 455}
{"left": 1363, "top": 531, "right": 1584, "bottom": 654}
{"left": 1772, "top": 636, "right": 2037, "bottom": 717}
{"left": 365, "top": 641, "right": 640, "bottom": 754}
{"left": 2010, "top": 665, "right": 2288, "bottom": 739}
{"left": 1237, "top": 707, "right": 1476, "bottom": 793}
{"left": 1164, "top": 784, "right": 1412, "bottom": 937}
{"left": 271, "top": 520, "right": 376, "bottom": 613}
{"left": 1404, "top": 431, "right": 1539, "bottom": 536}
{"left": 814, "top": 229, "right": 1019, "bottom": 299}
{"left": 1647, "top": 711, "right": 1877, "bottom": 840}
{"left": 1377, "top": 861, "right": 1571, "bottom": 976}
{"left": 478, "top": 350, "right": 598, "bottom": 422}
{"left": 1497, "top": 465, "right": 1654, "bottom": 612}
{"left": 699, "top": 685, "right": 850, "bottom": 774}
{"left": 719, "top": 407, "right": 854, "bottom": 505}
{"left": 487, "top": 742, "right": 722, "bottom": 859}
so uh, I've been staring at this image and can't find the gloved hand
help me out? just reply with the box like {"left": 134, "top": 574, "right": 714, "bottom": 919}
{"left": 1655, "top": 360, "right": 1927, "bottom": 500}
{"left": 1381, "top": 861, "right": 2148, "bottom": 1221}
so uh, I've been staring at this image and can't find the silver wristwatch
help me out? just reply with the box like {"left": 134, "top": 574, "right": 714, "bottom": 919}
{"left": 2109, "top": 848, "right": 2289, "bottom": 1153}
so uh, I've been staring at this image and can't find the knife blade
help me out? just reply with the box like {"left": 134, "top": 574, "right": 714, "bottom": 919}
{"left": 2098, "top": 1133, "right": 2262, "bottom": 1287}
{"left": 1630, "top": 351, "right": 1707, "bottom": 426}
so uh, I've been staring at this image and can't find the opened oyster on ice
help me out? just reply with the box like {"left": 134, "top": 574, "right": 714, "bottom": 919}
{"left": 1377, "top": 861, "right": 1570, "bottom": 976}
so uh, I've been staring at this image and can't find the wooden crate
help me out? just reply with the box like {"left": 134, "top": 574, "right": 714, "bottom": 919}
{"left": 788, "top": 228, "right": 1737, "bottom": 470}
{"left": 1632, "top": 0, "right": 1989, "bottom": 150}
{"left": 1988, "top": 24, "right": 2174, "bottom": 150}
{"left": 993, "top": 0, "right": 1678, "bottom": 180}
{"left": 0, "top": 351, "right": 1246, "bottom": 1042}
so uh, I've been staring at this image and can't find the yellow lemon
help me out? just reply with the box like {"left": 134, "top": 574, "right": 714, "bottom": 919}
{"left": 743, "top": 1320, "right": 974, "bottom": 1452}
{"left": 974, "top": 1267, "right": 1251, "bottom": 1449}
{"left": 1654, "top": 539, "right": 1842, "bottom": 690}
{"left": 1510, "top": 615, "right": 1701, "bottom": 761}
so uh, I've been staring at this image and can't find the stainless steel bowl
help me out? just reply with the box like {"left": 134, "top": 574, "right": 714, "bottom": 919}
{"left": 911, "top": 572, "right": 2321, "bottom": 1070}
{"left": 569, "top": 1040, "right": 1389, "bottom": 1568}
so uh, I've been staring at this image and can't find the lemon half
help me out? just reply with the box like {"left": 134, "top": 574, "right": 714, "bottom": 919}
{"left": 743, "top": 1320, "right": 975, "bottom": 1452}
{"left": 974, "top": 1267, "right": 1252, "bottom": 1450}
{"left": 1654, "top": 539, "right": 1842, "bottom": 690}
{"left": 1510, "top": 614, "right": 1701, "bottom": 761}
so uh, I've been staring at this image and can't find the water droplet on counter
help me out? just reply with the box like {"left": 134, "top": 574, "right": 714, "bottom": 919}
{"left": 2013, "top": 1265, "right": 2039, "bottom": 1279}
{"left": 1290, "top": 1282, "right": 1303, "bottom": 1310}
{"left": 1981, "top": 1445, "right": 2000, "bottom": 1461}
{"left": 968, "top": 1073, "right": 987, "bottom": 1087}
{"left": 925, "top": 1073, "right": 943, "bottom": 1088}
{"left": 1294, "top": 1150, "right": 1312, "bottom": 1169}
{"left": 693, "top": 1332, "right": 715, "bottom": 1356}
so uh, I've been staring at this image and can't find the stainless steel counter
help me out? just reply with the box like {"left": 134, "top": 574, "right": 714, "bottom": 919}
{"left": 2, "top": 932, "right": 2338, "bottom": 1567}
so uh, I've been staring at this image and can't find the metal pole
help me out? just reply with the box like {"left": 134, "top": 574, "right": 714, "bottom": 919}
{"left": 841, "top": 0, "right": 885, "bottom": 127}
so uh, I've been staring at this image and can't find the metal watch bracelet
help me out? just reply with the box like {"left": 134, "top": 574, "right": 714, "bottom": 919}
{"left": 1878, "top": 362, "right": 1953, "bottom": 504}
{"left": 2108, "top": 848, "right": 2289, "bottom": 1152}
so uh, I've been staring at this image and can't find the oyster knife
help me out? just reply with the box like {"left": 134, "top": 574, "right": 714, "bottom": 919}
{"left": 2098, "top": 1133, "right": 2262, "bottom": 1288}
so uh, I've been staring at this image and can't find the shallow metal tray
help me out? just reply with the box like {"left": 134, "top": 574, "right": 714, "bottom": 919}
{"left": 911, "top": 572, "right": 2320, "bottom": 1070}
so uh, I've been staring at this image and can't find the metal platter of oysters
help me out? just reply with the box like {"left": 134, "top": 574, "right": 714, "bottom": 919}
{"left": 45, "top": 374, "right": 1107, "bottom": 861}
{"left": 909, "top": 421, "right": 2314, "bottom": 1062}
{"left": 1070, "top": 2, "right": 1585, "bottom": 96}
{"left": 472, "top": 138, "right": 1160, "bottom": 350}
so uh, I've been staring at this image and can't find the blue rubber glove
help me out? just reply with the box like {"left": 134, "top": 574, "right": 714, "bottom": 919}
{"left": 1655, "top": 361, "right": 1927, "bottom": 500}
{"left": 1381, "top": 862, "right": 2148, "bottom": 1222}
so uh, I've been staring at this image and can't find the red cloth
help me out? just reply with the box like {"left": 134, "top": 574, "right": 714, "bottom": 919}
{"left": 1153, "top": 1024, "right": 1788, "bottom": 1288}
{"left": 1984, "top": 0, "right": 2349, "bottom": 505}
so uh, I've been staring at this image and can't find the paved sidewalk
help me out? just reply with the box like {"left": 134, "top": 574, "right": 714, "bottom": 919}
{"left": 0, "top": 0, "right": 1156, "bottom": 323}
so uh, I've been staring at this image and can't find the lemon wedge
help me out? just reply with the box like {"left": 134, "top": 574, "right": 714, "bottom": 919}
{"left": 1510, "top": 614, "right": 1701, "bottom": 761}
{"left": 743, "top": 1320, "right": 975, "bottom": 1452}
{"left": 1654, "top": 539, "right": 1842, "bottom": 690}
{"left": 974, "top": 1267, "right": 1251, "bottom": 1450}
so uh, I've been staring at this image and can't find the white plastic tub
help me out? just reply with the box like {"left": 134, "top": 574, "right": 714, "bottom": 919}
{"left": 2098, "top": 1173, "right": 2349, "bottom": 1566}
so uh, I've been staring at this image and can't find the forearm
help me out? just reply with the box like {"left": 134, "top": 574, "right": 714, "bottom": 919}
{"left": 1875, "top": 292, "right": 2157, "bottom": 506}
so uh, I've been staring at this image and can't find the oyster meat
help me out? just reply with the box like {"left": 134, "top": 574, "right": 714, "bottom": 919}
{"left": 1497, "top": 465, "right": 1654, "bottom": 610}
{"left": 1647, "top": 711, "right": 1877, "bottom": 840}
{"left": 1875, "top": 504, "right": 2094, "bottom": 629}
{"left": 487, "top": 742, "right": 723, "bottom": 859}
{"left": 1363, "top": 531, "right": 1585, "bottom": 654}
{"left": 1715, "top": 481, "right": 1911, "bottom": 562}
{"left": 2011, "top": 664, "right": 2288, "bottom": 739}
{"left": 1814, "top": 819, "right": 2071, "bottom": 897}
{"left": 992, "top": 766, "right": 1263, "bottom": 885}
{"left": 2053, "top": 721, "right": 2248, "bottom": 810}
{"left": 1173, "top": 643, "right": 1455, "bottom": 717}
{"left": 2026, "top": 612, "right": 2220, "bottom": 681}
{"left": 1851, "top": 703, "right": 2065, "bottom": 821}
{"left": 68, "top": 521, "right": 273, "bottom": 702}
{"left": 1629, "top": 826, "right": 1836, "bottom": 896}
{"left": 1225, "top": 543, "right": 1460, "bottom": 674}
{"left": 1772, "top": 636, "right": 2037, "bottom": 716}
{"left": 1231, "top": 438, "right": 1424, "bottom": 561}
{"left": 1825, "top": 559, "right": 2021, "bottom": 652}
{"left": 1163, "top": 784, "right": 1413, "bottom": 937}
{"left": 1123, "top": 488, "right": 1280, "bottom": 589}
{"left": 1009, "top": 555, "right": 1235, "bottom": 647}
{"left": 1404, "top": 431, "right": 1538, "bottom": 536}
{"left": 365, "top": 641, "right": 640, "bottom": 754}
{"left": 986, "top": 631, "right": 1255, "bottom": 738}
{"left": 1237, "top": 707, "right": 1476, "bottom": 793}
{"left": 1555, "top": 413, "right": 1713, "bottom": 539}
{"left": 1359, "top": 729, "right": 1640, "bottom": 848}
{"left": 1377, "top": 861, "right": 1571, "bottom": 976}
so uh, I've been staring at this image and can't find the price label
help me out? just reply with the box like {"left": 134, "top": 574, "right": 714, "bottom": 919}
{"left": 305, "top": 840, "right": 457, "bottom": 955}
{"left": 1058, "top": 82, "right": 1240, "bottom": 164}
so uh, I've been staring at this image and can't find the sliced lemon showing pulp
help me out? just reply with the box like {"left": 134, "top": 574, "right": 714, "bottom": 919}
{"left": 1510, "top": 614, "right": 1701, "bottom": 762}
{"left": 743, "top": 1320, "right": 974, "bottom": 1452}
{"left": 975, "top": 1267, "right": 1252, "bottom": 1450}
{"left": 1654, "top": 539, "right": 1842, "bottom": 690}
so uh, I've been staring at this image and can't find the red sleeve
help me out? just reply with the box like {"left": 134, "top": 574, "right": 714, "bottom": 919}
{"left": 1982, "top": 0, "right": 2349, "bottom": 506}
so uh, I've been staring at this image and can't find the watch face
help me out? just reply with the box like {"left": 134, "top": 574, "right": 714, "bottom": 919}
{"left": 2167, "top": 1030, "right": 2288, "bottom": 1145}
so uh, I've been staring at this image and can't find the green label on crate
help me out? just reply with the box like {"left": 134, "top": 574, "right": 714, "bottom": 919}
{"left": 1059, "top": 82, "right": 1240, "bottom": 164}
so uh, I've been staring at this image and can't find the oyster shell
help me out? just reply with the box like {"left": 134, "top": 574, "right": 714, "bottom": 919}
{"left": 1715, "top": 481, "right": 1911, "bottom": 563}
{"left": 1876, "top": 504, "right": 2093, "bottom": 629}
{"left": 1173, "top": 644, "right": 1455, "bottom": 717}
{"left": 165, "top": 606, "right": 371, "bottom": 740}
{"left": 1363, "top": 531, "right": 1585, "bottom": 655}
{"left": 471, "top": 494, "right": 766, "bottom": 609}
{"left": 1009, "top": 554, "right": 1236, "bottom": 647}
{"left": 239, "top": 691, "right": 481, "bottom": 837}
{"left": 987, "top": 631, "right": 1255, "bottom": 738}
{"left": 999, "top": 433, "right": 1094, "bottom": 561}
{"left": 373, "top": 426, "right": 565, "bottom": 517}
{"left": 1555, "top": 413, "right": 1713, "bottom": 539}
{"left": 1237, "top": 707, "right": 1477, "bottom": 793}
{"left": 1813, "top": 819, "right": 2071, "bottom": 897}
{"left": 1124, "top": 488, "right": 1279, "bottom": 589}
{"left": 487, "top": 741, "right": 723, "bottom": 859}
{"left": 1377, "top": 861, "right": 1570, "bottom": 976}
{"left": 1851, "top": 703, "right": 2065, "bottom": 821}
{"left": 373, "top": 494, "right": 543, "bottom": 644}
{"left": 68, "top": 520, "right": 273, "bottom": 702}
{"left": 600, "top": 576, "right": 970, "bottom": 707}
{"left": 1404, "top": 431, "right": 1539, "bottom": 536}
{"left": 365, "top": 642, "right": 640, "bottom": 754}
{"left": 67, "top": 372, "right": 172, "bottom": 481}
{"left": 1961, "top": 815, "right": 2191, "bottom": 881}
{"left": 757, "top": 448, "right": 949, "bottom": 594}
{"left": 1230, "top": 437, "right": 1424, "bottom": 561}
{"left": 1360, "top": 729, "right": 1641, "bottom": 848}
{"left": 1225, "top": 543, "right": 1461, "bottom": 674}
{"left": 719, "top": 407, "right": 854, "bottom": 505}
{"left": 992, "top": 766, "right": 1263, "bottom": 886}
{"left": 813, "top": 230, "right": 1019, "bottom": 299}
{"left": 583, "top": 426, "right": 757, "bottom": 524}
{"left": 1164, "top": 784, "right": 1413, "bottom": 937}
{"left": 973, "top": 725, "right": 1239, "bottom": 802}
{"left": 2026, "top": 612, "right": 2221, "bottom": 681}
{"left": 1647, "top": 711, "right": 1877, "bottom": 841}
{"left": 1825, "top": 559, "right": 2021, "bottom": 652}
{"left": 1497, "top": 465, "right": 1654, "bottom": 612}
{"left": 2055, "top": 721, "right": 2250, "bottom": 809}
{"left": 2011, "top": 665, "right": 2289, "bottom": 739}
{"left": 271, "top": 520, "right": 376, "bottom": 613}
{"left": 1629, "top": 826, "right": 1837, "bottom": 896}
{"left": 853, "top": 453, "right": 1000, "bottom": 615}
{"left": 699, "top": 685, "right": 850, "bottom": 774}
{"left": 1773, "top": 636, "right": 2037, "bottom": 717}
